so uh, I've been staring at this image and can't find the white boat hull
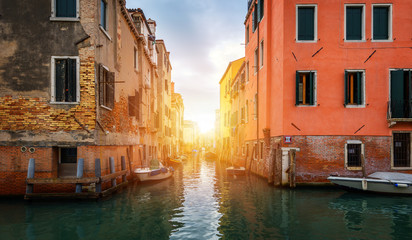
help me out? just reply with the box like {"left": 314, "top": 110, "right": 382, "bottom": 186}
{"left": 134, "top": 168, "right": 173, "bottom": 182}
{"left": 328, "top": 175, "right": 412, "bottom": 195}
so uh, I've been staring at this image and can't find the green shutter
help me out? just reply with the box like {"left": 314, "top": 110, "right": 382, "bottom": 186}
{"left": 295, "top": 71, "right": 299, "bottom": 105}
{"left": 309, "top": 72, "right": 314, "bottom": 105}
{"left": 344, "top": 71, "right": 348, "bottom": 105}
{"left": 298, "top": 7, "right": 315, "bottom": 41}
{"left": 356, "top": 72, "right": 362, "bottom": 105}
{"left": 346, "top": 7, "right": 362, "bottom": 40}
{"left": 67, "top": 59, "right": 76, "bottom": 102}
{"left": 373, "top": 6, "right": 389, "bottom": 40}
{"left": 55, "top": 59, "right": 66, "bottom": 102}
{"left": 252, "top": 7, "right": 256, "bottom": 31}
{"left": 258, "top": 0, "right": 264, "bottom": 22}
{"left": 391, "top": 70, "right": 404, "bottom": 118}
{"left": 56, "top": 0, "right": 76, "bottom": 17}
{"left": 99, "top": 64, "right": 104, "bottom": 106}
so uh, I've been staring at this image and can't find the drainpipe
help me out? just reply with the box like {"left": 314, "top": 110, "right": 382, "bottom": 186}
{"left": 256, "top": 4, "right": 260, "bottom": 171}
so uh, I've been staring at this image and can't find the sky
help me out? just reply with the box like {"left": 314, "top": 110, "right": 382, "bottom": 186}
{"left": 127, "top": 0, "right": 247, "bottom": 133}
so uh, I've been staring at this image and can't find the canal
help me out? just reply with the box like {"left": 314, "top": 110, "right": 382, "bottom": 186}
{"left": 1, "top": 156, "right": 412, "bottom": 240}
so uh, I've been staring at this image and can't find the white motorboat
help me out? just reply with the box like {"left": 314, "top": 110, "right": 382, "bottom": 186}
{"left": 134, "top": 166, "right": 174, "bottom": 182}
{"left": 328, "top": 172, "right": 412, "bottom": 195}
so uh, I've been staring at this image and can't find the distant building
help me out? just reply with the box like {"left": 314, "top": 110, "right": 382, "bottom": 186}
{"left": 171, "top": 82, "right": 184, "bottom": 157}
{"left": 183, "top": 120, "right": 199, "bottom": 153}
{"left": 218, "top": 58, "right": 244, "bottom": 160}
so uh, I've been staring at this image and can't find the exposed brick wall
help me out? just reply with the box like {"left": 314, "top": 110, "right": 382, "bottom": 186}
{"left": 0, "top": 145, "right": 139, "bottom": 196}
{"left": 0, "top": 57, "right": 96, "bottom": 132}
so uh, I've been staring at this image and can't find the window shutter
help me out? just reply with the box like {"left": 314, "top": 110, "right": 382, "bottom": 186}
{"left": 128, "top": 96, "right": 135, "bottom": 116}
{"left": 356, "top": 72, "right": 362, "bottom": 105}
{"left": 295, "top": 71, "right": 299, "bottom": 105}
{"left": 259, "top": 0, "right": 264, "bottom": 21}
{"left": 346, "top": 7, "right": 362, "bottom": 40}
{"left": 56, "top": 0, "right": 76, "bottom": 18}
{"left": 373, "top": 7, "right": 389, "bottom": 40}
{"left": 309, "top": 72, "right": 314, "bottom": 105}
{"left": 108, "top": 71, "right": 115, "bottom": 109}
{"left": 344, "top": 71, "right": 348, "bottom": 105}
{"left": 67, "top": 59, "right": 77, "bottom": 102}
{"left": 252, "top": 5, "right": 257, "bottom": 31}
{"left": 298, "top": 7, "right": 314, "bottom": 41}
{"left": 390, "top": 70, "right": 404, "bottom": 118}
{"left": 55, "top": 59, "right": 66, "bottom": 102}
{"left": 99, "top": 64, "right": 104, "bottom": 106}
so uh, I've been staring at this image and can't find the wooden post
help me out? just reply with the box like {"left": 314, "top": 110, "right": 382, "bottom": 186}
{"left": 121, "top": 156, "right": 127, "bottom": 183}
{"left": 289, "top": 150, "right": 296, "bottom": 188}
{"left": 95, "top": 158, "right": 102, "bottom": 193}
{"left": 268, "top": 148, "right": 275, "bottom": 184}
{"left": 361, "top": 153, "right": 366, "bottom": 178}
{"left": 75, "top": 158, "right": 84, "bottom": 193}
{"left": 126, "top": 147, "right": 134, "bottom": 180}
{"left": 26, "top": 158, "right": 35, "bottom": 194}
{"left": 109, "top": 157, "right": 117, "bottom": 187}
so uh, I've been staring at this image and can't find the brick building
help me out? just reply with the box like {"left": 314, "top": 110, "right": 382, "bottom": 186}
{"left": 0, "top": 0, "right": 168, "bottom": 195}
{"left": 239, "top": 0, "right": 412, "bottom": 185}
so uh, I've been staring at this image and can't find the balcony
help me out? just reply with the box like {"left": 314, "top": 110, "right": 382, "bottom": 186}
{"left": 387, "top": 100, "right": 412, "bottom": 127}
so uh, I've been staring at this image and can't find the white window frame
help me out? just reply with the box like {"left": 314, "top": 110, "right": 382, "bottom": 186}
{"left": 259, "top": 40, "right": 264, "bottom": 68}
{"left": 50, "top": 56, "right": 80, "bottom": 104}
{"left": 134, "top": 47, "right": 138, "bottom": 71}
{"left": 296, "top": 4, "right": 318, "bottom": 43}
{"left": 50, "top": 0, "right": 80, "bottom": 21}
{"left": 344, "top": 70, "right": 366, "bottom": 108}
{"left": 371, "top": 4, "right": 393, "bottom": 42}
{"left": 100, "top": 0, "right": 112, "bottom": 41}
{"left": 391, "top": 132, "right": 412, "bottom": 170}
{"left": 345, "top": 140, "right": 364, "bottom": 171}
{"left": 254, "top": 47, "right": 258, "bottom": 74}
{"left": 296, "top": 70, "right": 317, "bottom": 107}
{"left": 344, "top": 4, "right": 366, "bottom": 42}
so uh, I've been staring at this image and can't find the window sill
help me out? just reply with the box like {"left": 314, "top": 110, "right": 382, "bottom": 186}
{"left": 100, "top": 105, "right": 113, "bottom": 111}
{"left": 391, "top": 167, "right": 412, "bottom": 170}
{"left": 296, "top": 104, "right": 316, "bottom": 107}
{"left": 50, "top": 101, "right": 79, "bottom": 105}
{"left": 296, "top": 40, "right": 317, "bottom": 43}
{"left": 345, "top": 104, "right": 365, "bottom": 108}
{"left": 50, "top": 17, "right": 80, "bottom": 22}
{"left": 346, "top": 167, "right": 362, "bottom": 171}
{"left": 371, "top": 39, "right": 393, "bottom": 43}
{"left": 344, "top": 39, "right": 366, "bottom": 43}
{"left": 100, "top": 26, "right": 112, "bottom": 41}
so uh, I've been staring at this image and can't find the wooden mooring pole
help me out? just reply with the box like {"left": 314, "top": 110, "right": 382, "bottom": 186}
{"left": 109, "top": 157, "right": 117, "bottom": 187}
{"left": 75, "top": 158, "right": 84, "bottom": 193}
{"left": 121, "top": 156, "right": 127, "bottom": 183}
{"left": 289, "top": 150, "right": 296, "bottom": 188}
{"left": 95, "top": 158, "right": 102, "bottom": 193}
{"left": 26, "top": 158, "right": 35, "bottom": 194}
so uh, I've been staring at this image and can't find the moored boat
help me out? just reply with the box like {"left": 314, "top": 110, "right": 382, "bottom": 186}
{"left": 134, "top": 166, "right": 174, "bottom": 182}
{"left": 226, "top": 166, "right": 246, "bottom": 175}
{"left": 328, "top": 172, "right": 412, "bottom": 195}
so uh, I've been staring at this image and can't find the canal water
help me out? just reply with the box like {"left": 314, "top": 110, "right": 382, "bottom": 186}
{"left": 1, "top": 156, "right": 412, "bottom": 240}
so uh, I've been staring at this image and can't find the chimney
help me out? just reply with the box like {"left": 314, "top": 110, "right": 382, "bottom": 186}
{"left": 147, "top": 18, "right": 156, "bottom": 36}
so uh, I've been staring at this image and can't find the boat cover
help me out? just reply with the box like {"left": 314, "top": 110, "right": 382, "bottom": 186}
{"left": 150, "top": 169, "right": 162, "bottom": 176}
{"left": 368, "top": 172, "right": 412, "bottom": 183}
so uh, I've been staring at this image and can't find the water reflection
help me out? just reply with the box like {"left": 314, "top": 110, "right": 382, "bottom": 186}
{"left": 0, "top": 156, "right": 412, "bottom": 240}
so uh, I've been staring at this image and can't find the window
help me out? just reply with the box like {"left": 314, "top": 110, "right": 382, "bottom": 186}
{"left": 252, "top": 3, "right": 258, "bottom": 32}
{"left": 295, "top": 71, "right": 316, "bottom": 106}
{"left": 246, "top": 25, "right": 249, "bottom": 45}
{"left": 165, "top": 80, "right": 168, "bottom": 93}
{"left": 344, "top": 70, "right": 365, "bottom": 106}
{"left": 393, "top": 133, "right": 411, "bottom": 168}
{"left": 345, "top": 141, "right": 363, "bottom": 169}
{"left": 58, "top": 147, "right": 77, "bottom": 177}
{"left": 296, "top": 5, "right": 317, "bottom": 42}
{"left": 51, "top": 56, "right": 80, "bottom": 103}
{"left": 51, "top": 0, "right": 79, "bottom": 20}
{"left": 134, "top": 48, "right": 138, "bottom": 70}
{"left": 246, "top": 143, "right": 249, "bottom": 158}
{"left": 100, "top": 0, "right": 108, "bottom": 30}
{"left": 259, "top": 40, "right": 264, "bottom": 68}
{"left": 254, "top": 143, "right": 258, "bottom": 159}
{"left": 254, "top": 47, "right": 258, "bottom": 74}
{"left": 372, "top": 5, "right": 392, "bottom": 41}
{"left": 258, "top": 0, "right": 264, "bottom": 22}
{"left": 345, "top": 5, "right": 364, "bottom": 41}
{"left": 260, "top": 142, "right": 264, "bottom": 159}
{"left": 245, "top": 100, "right": 249, "bottom": 123}
{"left": 254, "top": 94, "right": 258, "bottom": 120}
{"left": 99, "top": 64, "right": 115, "bottom": 109}
{"left": 390, "top": 70, "right": 412, "bottom": 118}
{"left": 246, "top": 62, "right": 249, "bottom": 82}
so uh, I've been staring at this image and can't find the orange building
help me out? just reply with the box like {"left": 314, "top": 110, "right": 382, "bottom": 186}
{"left": 244, "top": 0, "right": 412, "bottom": 185}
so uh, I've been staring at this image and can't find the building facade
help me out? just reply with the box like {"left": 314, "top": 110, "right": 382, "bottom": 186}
{"left": 0, "top": 0, "right": 165, "bottom": 195}
{"left": 242, "top": 0, "right": 412, "bottom": 185}
{"left": 171, "top": 82, "right": 184, "bottom": 157}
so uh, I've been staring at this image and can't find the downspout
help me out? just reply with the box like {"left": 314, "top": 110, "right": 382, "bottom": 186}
{"left": 256, "top": 4, "right": 260, "bottom": 171}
